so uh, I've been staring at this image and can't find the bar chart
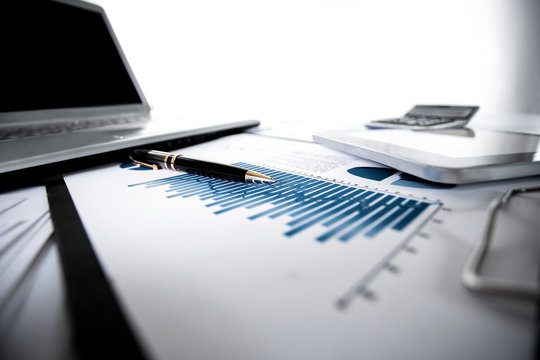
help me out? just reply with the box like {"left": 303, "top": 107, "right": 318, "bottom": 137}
{"left": 128, "top": 163, "right": 439, "bottom": 242}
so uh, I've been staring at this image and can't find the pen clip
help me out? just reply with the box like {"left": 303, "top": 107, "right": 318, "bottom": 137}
{"left": 129, "top": 154, "right": 160, "bottom": 170}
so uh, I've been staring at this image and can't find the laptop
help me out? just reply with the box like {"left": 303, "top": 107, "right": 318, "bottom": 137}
{"left": 0, "top": 0, "right": 259, "bottom": 176}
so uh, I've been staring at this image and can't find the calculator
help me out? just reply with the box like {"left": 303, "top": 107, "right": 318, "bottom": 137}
{"left": 366, "top": 105, "right": 479, "bottom": 130}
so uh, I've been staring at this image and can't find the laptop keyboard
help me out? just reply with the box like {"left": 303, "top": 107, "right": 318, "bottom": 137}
{"left": 0, "top": 116, "right": 145, "bottom": 141}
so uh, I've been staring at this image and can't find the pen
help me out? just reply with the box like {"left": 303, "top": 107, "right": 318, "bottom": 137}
{"left": 129, "top": 149, "right": 276, "bottom": 184}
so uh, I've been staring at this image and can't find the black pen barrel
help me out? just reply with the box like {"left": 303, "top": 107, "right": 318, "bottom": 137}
{"left": 130, "top": 149, "right": 275, "bottom": 183}
{"left": 132, "top": 149, "right": 247, "bottom": 181}
{"left": 172, "top": 157, "right": 247, "bottom": 182}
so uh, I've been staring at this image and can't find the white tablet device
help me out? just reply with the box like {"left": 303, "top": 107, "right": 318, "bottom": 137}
{"left": 313, "top": 128, "right": 540, "bottom": 184}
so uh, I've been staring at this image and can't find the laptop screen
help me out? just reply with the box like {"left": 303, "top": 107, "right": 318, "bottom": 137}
{"left": 1, "top": 0, "right": 144, "bottom": 115}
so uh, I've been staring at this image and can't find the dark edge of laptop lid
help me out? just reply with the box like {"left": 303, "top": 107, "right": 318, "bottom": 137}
{"left": 0, "top": 0, "right": 150, "bottom": 125}
{"left": 0, "top": 122, "right": 260, "bottom": 191}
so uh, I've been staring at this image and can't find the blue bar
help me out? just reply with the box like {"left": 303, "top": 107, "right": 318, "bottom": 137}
{"left": 205, "top": 185, "right": 276, "bottom": 207}
{"left": 212, "top": 191, "right": 277, "bottom": 213}
{"left": 214, "top": 182, "right": 306, "bottom": 214}
{"left": 207, "top": 184, "right": 274, "bottom": 205}
{"left": 173, "top": 182, "right": 222, "bottom": 197}
{"left": 212, "top": 172, "right": 302, "bottom": 206}
{"left": 166, "top": 178, "right": 217, "bottom": 192}
{"left": 338, "top": 196, "right": 402, "bottom": 241}
{"left": 301, "top": 189, "right": 366, "bottom": 228}
{"left": 166, "top": 181, "right": 220, "bottom": 198}
{"left": 245, "top": 185, "right": 327, "bottom": 219}
{"left": 157, "top": 173, "right": 207, "bottom": 189}
{"left": 269, "top": 179, "right": 323, "bottom": 205}
{"left": 218, "top": 181, "right": 299, "bottom": 207}
{"left": 246, "top": 180, "right": 331, "bottom": 218}
{"left": 284, "top": 191, "right": 365, "bottom": 238}
{"left": 266, "top": 184, "right": 351, "bottom": 219}
{"left": 319, "top": 191, "right": 379, "bottom": 227}
{"left": 182, "top": 183, "right": 249, "bottom": 198}
{"left": 284, "top": 191, "right": 384, "bottom": 238}
{"left": 286, "top": 187, "right": 359, "bottom": 226}
{"left": 243, "top": 179, "right": 322, "bottom": 211}
{"left": 165, "top": 174, "right": 212, "bottom": 189}
{"left": 165, "top": 179, "right": 216, "bottom": 195}
{"left": 287, "top": 185, "right": 354, "bottom": 218}
{"left": 364, "top": 198, "right": 409, "bottom": 238}
{"left": 392, "top": 202, "right": 429, "bottom": 231}
{"left": 217, "top": 191, "right": 278, "bottom": 210}
{"left": 161, "top": 180, "right": 213, "bottom": 197}
{"left": 245, "top": 186, "right": 314, "bottom": 211}
{"left": 249, "top": 181, "right": 339, "bottom": 219}
{"left": 197, "top": 182, "right": 247, "bottom": 199}
{"left": 321, "top": 190, "right": 372, "bottom": 227}
{"left": 314, "top": 194, "right": 392, "bottom": 242}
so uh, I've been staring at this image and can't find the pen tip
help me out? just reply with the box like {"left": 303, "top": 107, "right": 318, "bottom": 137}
{"left": 246, "top": 170, "right": 276, "bottom": 184}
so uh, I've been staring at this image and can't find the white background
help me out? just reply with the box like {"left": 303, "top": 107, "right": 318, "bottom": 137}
{"left": 94, "top": 0, "right": 540, "bottom": 131}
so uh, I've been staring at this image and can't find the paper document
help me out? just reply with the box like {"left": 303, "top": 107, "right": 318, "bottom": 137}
{"left": 65, "top": 134, "right": 539, "bottom": 360}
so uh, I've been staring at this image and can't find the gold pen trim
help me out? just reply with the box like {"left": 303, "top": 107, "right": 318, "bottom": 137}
{"left": 245, "top": 170, "right": 276, "bottom": 183}
{"left": 129, "top": 155, "right": 159, "bottom": 170}
{"left": 163, "top": 154, "right": 171, "bottom": 170}
{"left": 246, "top": 170, "right": 274, "bottom": 180}
{"left": 170, "top": 154, "right": 180, "bottom": 171}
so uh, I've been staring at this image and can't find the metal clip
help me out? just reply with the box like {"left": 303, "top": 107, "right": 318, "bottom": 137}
{"left": 461, "top": 185, "right": 540, "bottom": 301}
{"left": 129, "top": 154, "right": 159, "bottom": 170}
